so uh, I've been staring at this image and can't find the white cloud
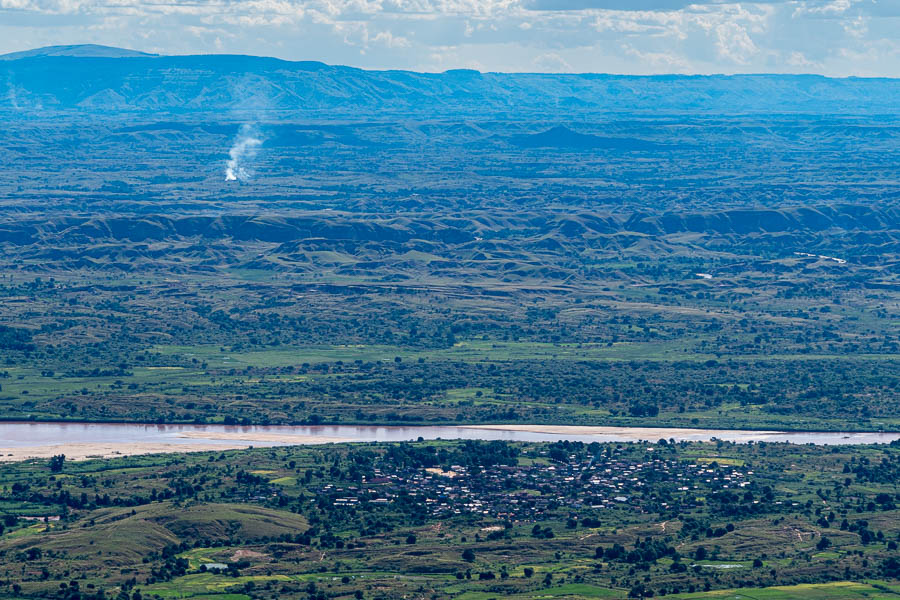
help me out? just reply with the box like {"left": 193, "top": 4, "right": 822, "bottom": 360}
{"left": 786, "top": 50, "right": 817, "bottom": 67}
{"left": 793, "top": 0, "right": 852, "bottom": 16}
{"left": 373, "top": 29, "right": 411, "bottom": 46}
{"left": 623, "top": 43, "right": 690, "bottom": 70}
{"left": 531, "top": 51, "right": 571, "bottom": 71}
{"left": 842, "top": 14, "right": 867, "bottom": 37}
{"left": 712, "top": 20, "right": 758, "bottom": 63}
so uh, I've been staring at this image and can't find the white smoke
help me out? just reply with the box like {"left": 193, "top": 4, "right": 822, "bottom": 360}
{"left": 225, "top": 124, "right": 262, "bottom": 182}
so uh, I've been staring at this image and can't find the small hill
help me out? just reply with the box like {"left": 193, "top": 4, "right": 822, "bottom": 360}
{"left": 508, "top": 126, "right": 662, "bottom": 151}
{"left": 0, "top": 44, "right": 157, "bottom": 61}
{"left": 0, "top": 502, "right": 308, "bottom": 564}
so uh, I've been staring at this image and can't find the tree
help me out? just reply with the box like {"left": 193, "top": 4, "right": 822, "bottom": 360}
{"left": 816, "top": 536, "right": 832, "bottom": 551}
{"left": 49, "top": 454, "right": 65, "bottom": 472}
{"left": 405, "top": 534, "right": 416, "bottom": 544}
{"left": 629, "top": 584, "right": 647, "bottom": 598}
{"left": 882, "top": 557, "right": 900, "bottom": 578}
{"left": 462, "top": 549, "right": 475, "bottom": 562}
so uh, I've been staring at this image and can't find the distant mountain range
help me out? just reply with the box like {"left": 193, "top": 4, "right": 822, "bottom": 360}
{"left": 0, "top": 44, "right": 156, "bottom": 60}
{"left": 2, "top": 44, "right": 900, "bottom": 115}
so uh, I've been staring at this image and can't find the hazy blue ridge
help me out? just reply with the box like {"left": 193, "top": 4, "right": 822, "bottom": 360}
{"left": 2, "top": 46, "right": 900, "bottom": 115}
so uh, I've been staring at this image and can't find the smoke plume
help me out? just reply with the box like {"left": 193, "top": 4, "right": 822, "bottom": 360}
{"left": 225, "top": 124, "right": 262, "bottom": 182}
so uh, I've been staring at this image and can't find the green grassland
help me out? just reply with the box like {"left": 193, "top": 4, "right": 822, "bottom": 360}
{"left": 0, "top": 439, "right": 899, "bottom": 599}
{"left": 150, "top": 341, "right": 900, "bottom": 369}
{"left": 1, "top": 325, "right": 899, "bottom": 432}
{"left": 670, "top": 581, "right": 900, "bottom": 599}
{"left": 0, "top": 238, "right": 896, "bottom": 433}
{"left": 439, "top": 581, "right": 900, "bottom": 599}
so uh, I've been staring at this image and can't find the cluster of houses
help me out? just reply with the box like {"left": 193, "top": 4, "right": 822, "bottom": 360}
{"left": 315, "top": 447, "right": 754, "bottom": 520}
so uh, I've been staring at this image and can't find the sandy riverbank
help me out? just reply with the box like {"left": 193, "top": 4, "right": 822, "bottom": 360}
{"left": 0, "top": 432, "right": 358, "bottom": 462}
{"left": 176, "top": 431, "right": 356, "bottom": 444}
{"left": 464, "top": 424, "right": 784, "bottom": 441}
{"left": 0, "top": 442, "right": 246, "bottom": 462}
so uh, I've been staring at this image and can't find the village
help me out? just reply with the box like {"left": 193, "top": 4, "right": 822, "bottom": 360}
{"left": 313, "top": 444, "right": 756, "bottom": 522}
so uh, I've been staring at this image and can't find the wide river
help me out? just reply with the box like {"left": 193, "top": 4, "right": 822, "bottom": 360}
{"left": 0, "top": 422, "right": 899, "bottom": 461}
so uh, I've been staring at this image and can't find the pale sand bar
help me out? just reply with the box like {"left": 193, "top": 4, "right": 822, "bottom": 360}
{"left": 176, "top": 431, "right": 355, "bottom": 444}
{"left": 465, "top": 424, "right": 784, "bottom": 442}
{"left": 0, "top": 442, "right": 245, "bottom": 462}
{"left": 0, "top": 432, "right": 356, "bottom": 462}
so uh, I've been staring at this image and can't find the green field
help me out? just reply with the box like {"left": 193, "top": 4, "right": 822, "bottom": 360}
{"left": 1, "top": 438, "right": 899, "bottom": 600}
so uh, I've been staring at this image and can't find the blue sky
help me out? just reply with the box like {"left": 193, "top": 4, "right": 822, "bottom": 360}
{"left": 0, "top": 0, "right": 897, "bottom": 75}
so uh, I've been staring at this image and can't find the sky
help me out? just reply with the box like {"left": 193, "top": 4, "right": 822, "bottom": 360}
{"left": 0, "top": 0, "right": 898, "bottom": 75}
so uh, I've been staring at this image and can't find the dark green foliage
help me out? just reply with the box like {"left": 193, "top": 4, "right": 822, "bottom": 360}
{"left": 49, "top": 454, "right": 66, "bottom": 473}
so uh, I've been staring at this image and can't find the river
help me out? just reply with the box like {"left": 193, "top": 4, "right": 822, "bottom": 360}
{"left": 0, "top": 422, "right": 898, "bottom": 462}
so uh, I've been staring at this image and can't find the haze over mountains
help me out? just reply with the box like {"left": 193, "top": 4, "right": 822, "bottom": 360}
{"left": 1, "top": 43, "right": 897, "bottom": 401}
{"left": 2, "top": 45, "right": 898, "bottom": 279}
{"left": 0, "top": 44, "right": 157, "bottom": 61}
{"left": 2, "top": 45, "right": 900, "bottom": 115}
